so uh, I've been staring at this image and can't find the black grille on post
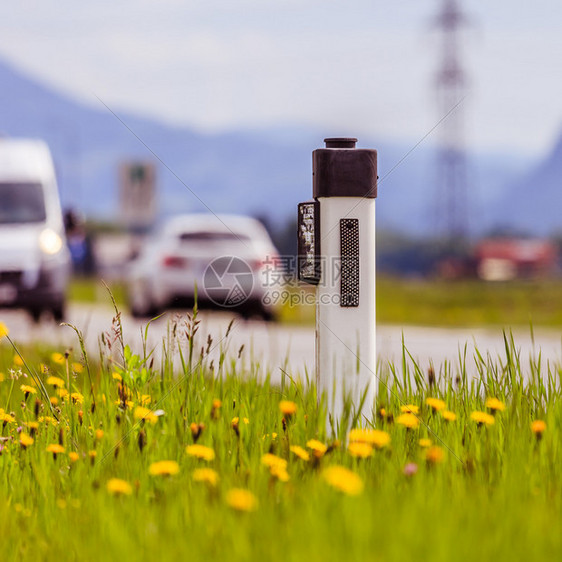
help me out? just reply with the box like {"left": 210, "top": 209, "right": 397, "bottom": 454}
{"left": 340, "top": 219, "right": 359, "bottom": 307}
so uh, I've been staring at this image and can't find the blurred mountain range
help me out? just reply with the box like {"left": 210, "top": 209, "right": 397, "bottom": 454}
{"left": 0, "top": 57, "right": 555, "bottom": 236}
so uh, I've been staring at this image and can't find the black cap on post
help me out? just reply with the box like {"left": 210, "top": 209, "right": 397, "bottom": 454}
{"left": 313, "top": 138, "right": 377, "bottom": 198}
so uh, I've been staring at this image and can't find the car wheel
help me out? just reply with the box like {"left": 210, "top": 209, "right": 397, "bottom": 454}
{"left": 29, "top": 307, "right": 42, "bottom": 323}
{"left": 130, "top": 281, "right": 156, "bottom": 318}
{"left": 52, "top": 303, "right": 65, "bottom": 323}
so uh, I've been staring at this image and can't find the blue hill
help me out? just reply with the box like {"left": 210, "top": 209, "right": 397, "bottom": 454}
{"left": 0, "top": 58, "right": 533, "bottom": 236}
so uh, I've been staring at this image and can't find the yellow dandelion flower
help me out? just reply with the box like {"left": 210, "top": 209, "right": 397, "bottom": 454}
{"left": 279, "top": 400, "right": 298, "bottom": 416}
{"left": 192, "top": 468, "right": 219, "bottom": 486}
{"left": 441, "top": 410, "right": 457, "bottom": 422}
{"left": 88, "top": 450, "right": 97, "bottom": 459}
{"left": 20, "top": 384, "right": 37, "bottom": 395}
{"left": 95, "top": 429, "right": 104, "bottom": 441}
{"left": 225, "top": 488, "right": 258, "bottom": 512}
{"left": 107, "top": 478, "right": 133, "bottom": 496}
{"left": 306, "top": 439, "right": 328, "bottom": 456}
{"left": 140, "top": 394, "right": 151, "bottom": 406}
{"left": 149, "top": 460, "right": 180, "bottom": 476}
{"left": 419, "top": 438, "right": 432, "bottom": 448}
{"left": 261, "top": 453, "right": 287, "bottom": 470}
{"left": 0, "top": 322, "right": 9, "bottom": 339}
{"left": 348, "top": 442, "right": 373, "bottom": 458}
{"left": 70, "top": 392, "right": 84, "bottom": 404}
{"left": 20, "top": 433, "right": 34, "bottom": 447}
{"left": 470, "top": 411, "right": 495, "bottom": 426}
{"left": 348, "top": 428, "right": 391, "bottom": 449}
{"left": 270, "top": 464, "right": 290, "bottom": 482}
{"left": 25, "top": 421, "right": 39, "bottom": 430}
{"left": 13, "top": 355, "right": 24, "bottom": 366}
{"left": 426, "top": 397, "right": 446, "bottom": 411}
{"left": 0, "top": 412, "right": 15, "bottom": 423}
{"left": 46, "top": 376, "right": 65, "bottom": 388}
{"left": 211, "top": 399, "right": 222, "bottom": 419}
{"left": 51, "top": 352, "right": 65, "bottom": 365}
{"left": 531, "top": 420, "right": 546, "bottom": 434}
{"left": 115, "top": 399, "right": 134, "bottom": 410}
{"left": 111, "top": 372, "right": 122, "bottom": 382}
{"left": 68, "top": 452, "right": 80, "bottom": 463}
{"left": 57, "top": 388, "right": 69, "bottom": 399}
{"left": 134, "top": 406, "right": 158, "bottom": 424}
{"left": 290, "top": 445, "right": 310, "bottom": 461}
{"left": 425, "top": 446, "right": 445, "bottom": 464}
{"left": 50, "top": 397, "right": 59, "bottom": 406}
{"left": 186, "top": 444, "right": 215, "bottom": 461}
{"left": 0, "top": 372, "right": 4, "bottom": 382}
{"left": 396, "top": 413, "right": 420, "bottom": 429}
{"left": 401, "top": 404, "right": 419, "bottom": 414}
{"left": 72, "top": 363, "right": 84, "bottom": 373}
{"left": 322, "top": 465, "right": 364, "bottom": 496}
{"left": 485, "top": 398, "right": 505, "bottom": 412}
{"left": 46, "top": 444, "right": 65, "bottom": 455}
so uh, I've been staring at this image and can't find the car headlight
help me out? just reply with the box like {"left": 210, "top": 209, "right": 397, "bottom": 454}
{"left": 39, "top": 228, "right": 63, "bottom": 255}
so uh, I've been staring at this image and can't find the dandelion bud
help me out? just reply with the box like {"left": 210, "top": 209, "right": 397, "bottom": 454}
{"left": 531, "top": 420, "right": 546, "bottom": 441}
{"left": 138, "top": 429, "right": 146, "bottom": 452}
{"left": 78, "top": 410, "right": 84, "bottom": 426}
{"left": 428, "top": 366, "right": 435, "bottom": 388}
{"left": 211, "top": 399, "right": 222, "bottom": 420}
{"left": 58, "top": 428, "right": 64, "bottom": 446}
{"left": 190, "top": 422, "right": 204, "bottom": 443}
{"left": 231, "top": 417, "right": 240, "bottom": 437}
{"left": 34, "top": 399, "right": 41, "bottom": 418}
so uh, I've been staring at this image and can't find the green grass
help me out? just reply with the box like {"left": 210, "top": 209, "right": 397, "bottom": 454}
{"left": 0, "top": 311, "right": 561, "bottom": 562}
{"left": 69, "top": 274, "right": 562, "bottom": 328}
{"left": 376, "top": 276, "right": 562, "bottom": 327}
{"left": 68, "top": 277, "right": 127, "bottom": 307}
{"left": 278, "top": 276, "right": 562, "bottom": 327}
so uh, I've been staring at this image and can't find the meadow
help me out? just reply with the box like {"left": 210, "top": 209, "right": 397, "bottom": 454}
{"left": 0, "top": 308, "right": 560, "bottom": 562}
{"left": 68, "top": 274, "right": 562, "bottom": 327}
{"left": 282, "top": 276, "right": 562, "bottom": 327}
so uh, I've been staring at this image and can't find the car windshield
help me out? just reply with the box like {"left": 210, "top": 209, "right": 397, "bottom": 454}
{"left": 0, "top": 182, "right": 46, "bottom": 224}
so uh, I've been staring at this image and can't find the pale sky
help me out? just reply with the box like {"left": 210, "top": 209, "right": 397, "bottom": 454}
{"left": 1, "top": 0, "right": 561, "bottom": 157}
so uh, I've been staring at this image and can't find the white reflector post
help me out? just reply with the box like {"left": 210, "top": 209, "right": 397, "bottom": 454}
{"left": 298, "top": 138, "right": 377, "bottom": 430}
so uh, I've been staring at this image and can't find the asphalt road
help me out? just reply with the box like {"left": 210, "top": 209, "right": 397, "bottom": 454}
{"left": 2, "top": 305, "right": 562, "bottom": 383}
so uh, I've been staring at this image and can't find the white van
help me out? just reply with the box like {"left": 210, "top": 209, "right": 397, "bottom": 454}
{"left": 0, "top": 139, "right": 70, "bottom": 321}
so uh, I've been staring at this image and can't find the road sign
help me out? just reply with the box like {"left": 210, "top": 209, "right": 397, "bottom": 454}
{"left": 119, "top": 162, "right": 157, "bottom": 230}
